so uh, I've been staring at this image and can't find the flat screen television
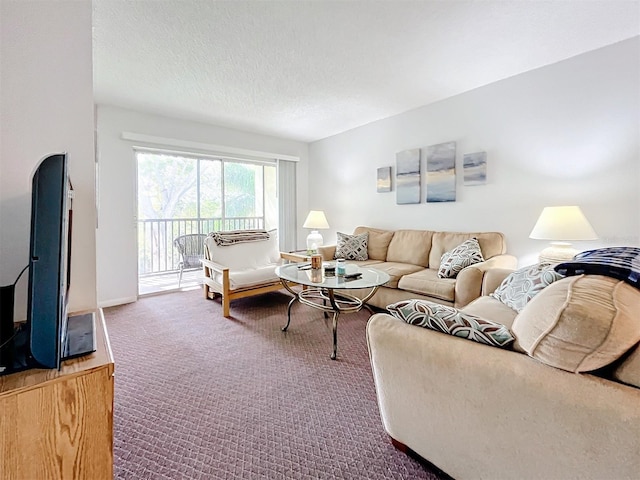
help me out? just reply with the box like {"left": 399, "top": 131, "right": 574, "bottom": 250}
{"left": 26, "top": 153, "right": 72, "bottom": 369}
{"left": 0, "top": 153, "right": 94, "bottom": 376}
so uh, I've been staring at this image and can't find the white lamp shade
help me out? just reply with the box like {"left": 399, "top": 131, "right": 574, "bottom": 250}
{"left": 530, "top": 206, "right": 597, "bottom": 264}
{"left": 303, "top": 210, "right": 329, "bottom": 230}
{"left": 529, "top": 206, "right": 597, "bottom": 241}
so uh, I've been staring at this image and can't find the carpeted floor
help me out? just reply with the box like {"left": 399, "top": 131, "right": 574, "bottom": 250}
{"left": 104, "top": 289, "right": 446, "bottom": 479}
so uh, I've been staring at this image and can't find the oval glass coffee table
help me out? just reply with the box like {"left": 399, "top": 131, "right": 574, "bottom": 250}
{"left": 275, "top": 263, "right": 390, "bottom": 360}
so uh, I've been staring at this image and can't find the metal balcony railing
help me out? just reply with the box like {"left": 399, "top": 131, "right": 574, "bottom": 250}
{"left": 137, "top": 216, "right": 264, "bottom": 276}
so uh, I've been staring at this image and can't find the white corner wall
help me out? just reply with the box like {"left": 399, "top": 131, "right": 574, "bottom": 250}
{"left": 0, "top": 0, "right": 96, "bottom": 320}
{"left": 95, "top": 106, "right": 309, "bottom": 307}
{"left": 309, "top": 37, "right": 640, "bottom": 266}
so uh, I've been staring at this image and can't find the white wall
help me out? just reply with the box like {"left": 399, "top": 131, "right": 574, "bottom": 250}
{"left": 0, "top": 0, "right": 96, "bottom": 320}
{"left": 309, "top": 37, "right": 640, "bottom": 266}
{"left": 95, "top": 106, "right": 309, "bottom": 307}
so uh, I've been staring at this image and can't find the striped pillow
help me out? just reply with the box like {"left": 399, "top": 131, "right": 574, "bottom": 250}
{"left": 387, "top": 299, "right": 514, "bottom": 348}
{"left": 554, "top": 247, "right": 640, "bottom": 288}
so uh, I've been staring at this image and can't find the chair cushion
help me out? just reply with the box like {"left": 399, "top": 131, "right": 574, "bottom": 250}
{"left": 210, "top": 264, "right": 280, "bottom": 289}
{"left": 205, "top": 231, "right": 280, "bottom": 270}
{"left": 387, "top": 299, "right": 515, "bottom": 348}
{"left": 512, "top": 275, "right": 640, "bottom": 373}
{"left": 335, "top": 232, "right": 368, "bottom": 260}
{"left": 437, "top": 237, "right": 484, "bottom": 279}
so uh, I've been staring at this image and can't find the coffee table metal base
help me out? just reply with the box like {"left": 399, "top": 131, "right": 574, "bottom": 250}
{"left": 279, "top": 281, "right": 379, "bottom": 360}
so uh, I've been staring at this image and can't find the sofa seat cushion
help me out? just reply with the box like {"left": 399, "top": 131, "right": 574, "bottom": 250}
{"left": 387, "top": 299, "right": 515, "bottom": 348}
{"left": 512, "top": 275, "right": 640, "bottom": 373}
{"left": 398, "top": 268, "right": 456, "bottom": 302}
{"left": 210, "top": 263, "right": 281, "bottom": 290}
{"left": 365, "top": 261, "right": 423, "bottom": 288}
{"left": 460, "top": 296, "right": 519, "bottom": 331}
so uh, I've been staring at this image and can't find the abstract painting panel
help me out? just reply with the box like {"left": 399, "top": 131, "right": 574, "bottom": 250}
{"left": 426, "top": 141, "right": 456, "bottom": 202}
{"left": 463, "top": 151, "right": 487, "bottom": 186}
{"left": 396, "top": 149, "right": 420, "bottom": 204}
{"left": 377, "top": 166, "right": 391, "bottom": 192}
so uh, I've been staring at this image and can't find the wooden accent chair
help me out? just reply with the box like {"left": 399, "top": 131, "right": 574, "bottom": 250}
{"left": 201, "top": 231, "right": 306, "bottom": 317}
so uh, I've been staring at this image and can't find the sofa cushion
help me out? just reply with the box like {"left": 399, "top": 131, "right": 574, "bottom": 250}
{"left": 335, "top": 232, "right": 368, "bottom": 260}
{"left": 491, "top": 263, "right": 564, "bottom": 313}
{"left": 460, "top": 295, "right": 519, "bottom": 331}
{"left": 353, "top": 226, "right": 394, "bottom": 261}
{"left": 438, "top": 237, "right": 484, "bottom": 279}
{"left": 386, "top": 230, "right": 433, "bottom": 267}
{"left": 429, "top": 231, "right": 506, "bottom": 268}
{"left": 612, "top": 344, "right": 640, "bottom": 388}
{"left": 512, "top": 275, "right": 640, "bottom": 373}
{"left": 387, "top": 299, "right": 515, "bottom": 348}
{"left": 367, "top": 262, "right": 424, "bottom": 289}
{"left": 398, "top": 268, "right": 456, "bottom": 302}
{"left": 211, "top": 264, "right": 280, "bottom": 289}
{"left": 554, "top": 246, "right": 640, "bottom": 288}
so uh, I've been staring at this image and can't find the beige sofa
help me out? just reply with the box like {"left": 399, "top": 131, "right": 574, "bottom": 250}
{"left": 367, "top": 268, "right": 640, "bottom": 480}
{"left": 318, "top": 226, "right": 517, "bottom": 309}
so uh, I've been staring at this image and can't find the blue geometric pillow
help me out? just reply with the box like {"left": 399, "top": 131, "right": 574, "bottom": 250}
{"left": 554, "top": 247, "right": 640, "bottom": 288}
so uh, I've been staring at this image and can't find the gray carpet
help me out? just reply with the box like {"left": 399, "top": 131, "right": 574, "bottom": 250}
{"left": 104, "top": 288, "right": 446, "bottom": 479}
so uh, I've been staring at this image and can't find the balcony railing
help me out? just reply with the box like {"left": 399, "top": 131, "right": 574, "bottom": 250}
{"left": 138, "top": 216, "right": 264, "bottom": 276}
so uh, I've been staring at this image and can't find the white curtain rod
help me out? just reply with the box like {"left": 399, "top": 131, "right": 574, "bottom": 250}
{"left": 121, "top": 132, "right": 300, "bottom": 162}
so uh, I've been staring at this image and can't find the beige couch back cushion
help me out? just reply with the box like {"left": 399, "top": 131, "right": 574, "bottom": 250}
{"left": 386, "top": 229, "right": 433, "bottom": 266}
{"left": 512, "top": 275, "right": 640, "bottom": 373}
{"left": 429, "top": 231, "right": 507, "bottom": 268}
{"left": 353, "top": 226, "right": 395, "bottom": 261}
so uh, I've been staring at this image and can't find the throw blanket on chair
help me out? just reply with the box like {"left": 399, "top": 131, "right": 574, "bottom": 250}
{"left": 208, "top": 229, "right": 271, "bottom": 246}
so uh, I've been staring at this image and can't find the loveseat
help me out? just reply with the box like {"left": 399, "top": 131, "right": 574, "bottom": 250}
{"left": 367, "top": 265, "right": 640, "bottom": 480}
{"left": 318, "top": 226, "right": 517, "bottom": 309}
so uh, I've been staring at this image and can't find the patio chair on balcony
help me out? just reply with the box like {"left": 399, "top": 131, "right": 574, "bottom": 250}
{"left": 174, "top": 233, "right": 207, "bottom": 287}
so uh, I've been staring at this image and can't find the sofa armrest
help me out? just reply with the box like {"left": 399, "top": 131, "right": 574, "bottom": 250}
{"left": 201, "top": 257, "right": 229, "bottom": 276}
{"left": 481, "top": 267, "right": 514, "bottom": 296}
{"left": 453, "top": 255, "right": 517, "bottom": 308}
{"left": 366, "top": 313, "right": 640, "bottom": 480}
{"left": 317, "top": 244, "right": 336, "bottom": 261}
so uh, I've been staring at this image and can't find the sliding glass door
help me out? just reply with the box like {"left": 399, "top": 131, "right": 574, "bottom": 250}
{"left": 136, "top": 150, "right": 277, "bottom": 294}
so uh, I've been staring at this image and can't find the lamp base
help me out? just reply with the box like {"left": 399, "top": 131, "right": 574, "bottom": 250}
{"left": 306, "top": 230, "right": 324, "bottom": 254}
{"left": 538, "top": 242, "right": 578, "bottom": 265}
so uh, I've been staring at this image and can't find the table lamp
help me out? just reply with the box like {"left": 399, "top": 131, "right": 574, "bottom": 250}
{"left": 303, "top": 210, "right": 329, "bottom": 254}
{"left": 529, "top": 205, "right": 597, "bottom": 264}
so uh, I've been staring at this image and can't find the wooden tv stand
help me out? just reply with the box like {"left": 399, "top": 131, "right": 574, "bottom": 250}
{"left": 0, "top": 309, "right": 114, "bottom": 479}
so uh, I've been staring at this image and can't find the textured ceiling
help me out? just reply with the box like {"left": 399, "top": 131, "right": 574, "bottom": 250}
{"left": 92, "top": 1, "right": 640, "bottom": 143}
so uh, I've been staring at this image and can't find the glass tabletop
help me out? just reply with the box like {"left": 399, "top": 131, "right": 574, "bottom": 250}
{"left": 276, "top": 262, "right": 390, "bottom": 289}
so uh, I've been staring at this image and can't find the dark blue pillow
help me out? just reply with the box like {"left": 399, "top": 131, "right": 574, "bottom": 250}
{"left": 554, "top": 247, "right": 640, "bottom": 288}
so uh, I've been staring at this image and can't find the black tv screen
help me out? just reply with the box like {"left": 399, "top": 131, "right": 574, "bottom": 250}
{"left": 26, "top": 153, "right": 71, "bottom": 369}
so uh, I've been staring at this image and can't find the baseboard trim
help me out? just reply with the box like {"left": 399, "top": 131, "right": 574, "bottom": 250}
{"left": 98, "top": 296, "right": 137, "bottom": 308}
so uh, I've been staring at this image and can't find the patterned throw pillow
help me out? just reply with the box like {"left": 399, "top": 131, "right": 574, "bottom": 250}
{"left": 335, "top": 232, "right": 368, "bottom": 261}
{"left": 554, "top": 246, "right": 640, "bottom": 288}
{"left": 491, "top": 263, "right": 564, "bottom": 313}
{"left": 387, "top": 299, "right": 514, "bottom": 348}
{"left": 438, "top": 237, "right": 484, "bottom": 279}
